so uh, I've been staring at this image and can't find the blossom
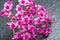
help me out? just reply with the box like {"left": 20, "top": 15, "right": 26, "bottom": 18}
{"left": 43, "top": 27, "right": 51, "bottom": 37}
{"left": 0, "top": 1, "right": 13, "bottom": 17}
{"left": 12, "top": 16, "right": 16, "bottom": 22}
{"left": 0, "top": 10, "right": 12, "bottom": 18}
{"left": 34, "top": 17, "right": 41, "bottom": 25}
{"left": 6, "top": 22, "right": 17, "bottom": 29}
{"left": 15, "top": 13, "right": 23, "bottom": 20}
{"left": 22, "top": 24, "right": 29, "bottom": 30}
{"left": 23, "top": 11, "right": 32, "bottom": 17}
{"left": 12, "top": 31, "right": 23, "bottom": 40}
{"left": 28, "top": 25, "right": 36, "bottom": 33}
{"left": 16, "top": 20, "right": 23, "bottom": 28}
{"left": 22, "top": 32, "right": 31, "bottom": 40}
{"left": 30, "top": 32, "right": 36, "bottom": 38}
{"left": 22, "top": 16, "right": 31, "bottom": 24}
{"left": 37, "top": 28, "right": 44, "bottom": 34}
{"left": 4, "top": 1, "right": 13, "bottom": 11}
{"left": 16, "top": 4, "right": 23, "bottom": 13}
{"left": 0, "top": 10, "right": 6, "bottom": 16}
{"left": 5, "top": 11, "right": 12, "bottom": 18}
{"left": 18, "top": 0, "right": 33, "bottom": 6}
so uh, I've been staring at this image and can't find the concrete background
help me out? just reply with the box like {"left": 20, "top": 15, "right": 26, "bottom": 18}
{"left": 0, "top": 0, "right": 60, "bottom": 40}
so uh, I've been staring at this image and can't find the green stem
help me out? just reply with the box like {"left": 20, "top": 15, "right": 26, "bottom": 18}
{"left": 13, "top": 29, "right": 15, "bottom": 35}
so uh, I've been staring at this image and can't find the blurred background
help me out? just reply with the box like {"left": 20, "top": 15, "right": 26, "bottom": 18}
{"left": 0, "top": 0, "right": 60, "bottom": 40}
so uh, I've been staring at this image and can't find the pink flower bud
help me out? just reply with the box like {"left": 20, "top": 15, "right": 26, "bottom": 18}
{"left": 0, "top": 10, "right": 5, "bottom": 16}
{"left": 12, "top": 16, "right": 16, "bottom": 21}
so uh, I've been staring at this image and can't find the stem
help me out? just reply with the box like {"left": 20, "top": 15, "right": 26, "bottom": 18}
{"left": 13, "top": 29, "right": 15, "bottom": 35}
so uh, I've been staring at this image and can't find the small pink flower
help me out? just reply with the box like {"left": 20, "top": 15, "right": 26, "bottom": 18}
{"left": 41, "top": 25, "right": 47, "bottom": 28}
{"left": 34, "top": 17, "right": 41, "bottom": 25}
{"left": 0, "top": 10, "right": 12, "bottom": 18}
{"left": 42, "top": 17, "right": 52, "bottom": 27}
{"left": 12, "top": 16, "right": 16, "bottom": 22}
{"left": 28, "top": 18, "right": 33, "bottom": 24}
{"left": 37, "top": 5, "right": 46, "bottom": 12}
{"left": 37, "top": 28, "right": 44, "bottom": 34}
{"left": 4, "top": 1, "right": 13, "bottom": 11}
{"left": 0, "top": 10, "right": 5, "bottom": 16}
{"left": 6, "top": 22, "right": 17, "bottom": 29}
{"left": 28, "top": 25, "right": 36, "bottom": 33}
{"left": 22, "top": 25, "right": 29, "bottom": 30}
{"left": 22, "top": 16, "right": 30, "bottom": 24}
{"left": 23, "top": 11, "right": 32, "bottom": 17}
{"left": 43, "top": 27, "right": 51, "bottom": 36}
{"left": 5, "top": 11, "right": 12, "bottom": 18}
{"left": 15, "top": 32, "right": 22, "bottom": 38}
{"left": 26, "top": 5, "right": 31, "bottom": 11}
{"left": 16, "top": 20, "right": 23, "bottom": 28}
{"left": 15, "top": 13, "right": 23, "bottom": 20}
{"left": 12, "top": 32, "right": 22, "bottom": 40}
{"left": 18, "top": 0, "right": 33, "bottom": 6}
{"left": 22, "top": 32, "right": 30, "bottom": 40}
{"left": 30, "top": 32, "right": 36, "bottom": 38}
{"left": 16, "top": 5, "right": 22, "bottom": 13}
{"left": 31, "top": 10, "right": 37, "bottom": 16}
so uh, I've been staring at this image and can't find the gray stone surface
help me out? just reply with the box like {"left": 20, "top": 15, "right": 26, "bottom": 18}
{"left": 0, "top": 0, "right": 60, "bottom": 40}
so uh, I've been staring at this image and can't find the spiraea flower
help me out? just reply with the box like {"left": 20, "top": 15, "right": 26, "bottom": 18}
{"left": 0, "top": 1, "right": 13, "bottom": 17}
{"left": 4, "top": 1, "right": 13, "bottom": 11}
{"left": 34, "top": 17, "right": 41, "bottom": 25}
{"left": 12, "top": 31, "right": 23, "bottom": 40}
{"left": 0, "top": 10, "right": 6, "bottom": 16}
{"left": 12, "top": 16, "right": 16, "bottom": 22}
{"left": 22, "top": 32, "right": 31, "bottom": 40}
{"left": 15, "top": 13, "right": 23, "bottom": 20}
{"left": 16, "top": 4, "right": 23, "bottom": 13}
{"left": 43, "top": 27, "right": 51, "bottom": 37}
{"left": 0, "top": 10, "right": 12, "bottom": 18}
{"left": 37, "top": 28, "right": 44, "bottom": 34}
{"left": 0, "top": 0, "right": 52, "bottom": 40}
{"left": 18, "top": 0, "right": 33, "bottom": 6}
{"left": 6, "top": 22, "right": 17, "bottom": 29}
{"left": 16, "top": 20, "right": 23, "bottom": 28}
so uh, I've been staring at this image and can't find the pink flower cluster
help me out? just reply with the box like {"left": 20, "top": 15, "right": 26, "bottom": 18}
{"left": 0, "top": 0, "right": 52, "bottom": 40}
{"left": 0, "top": 1, "right": 13, "bottom": 18}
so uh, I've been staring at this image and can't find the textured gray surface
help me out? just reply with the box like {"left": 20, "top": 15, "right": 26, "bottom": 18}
{"left": 0, "top": 0, "right": 60, "bottom": 40}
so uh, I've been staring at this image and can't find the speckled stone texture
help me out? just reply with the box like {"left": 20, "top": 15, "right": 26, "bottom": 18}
{"left": 0, "top": 0, "right": 60, "bottom": 40}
